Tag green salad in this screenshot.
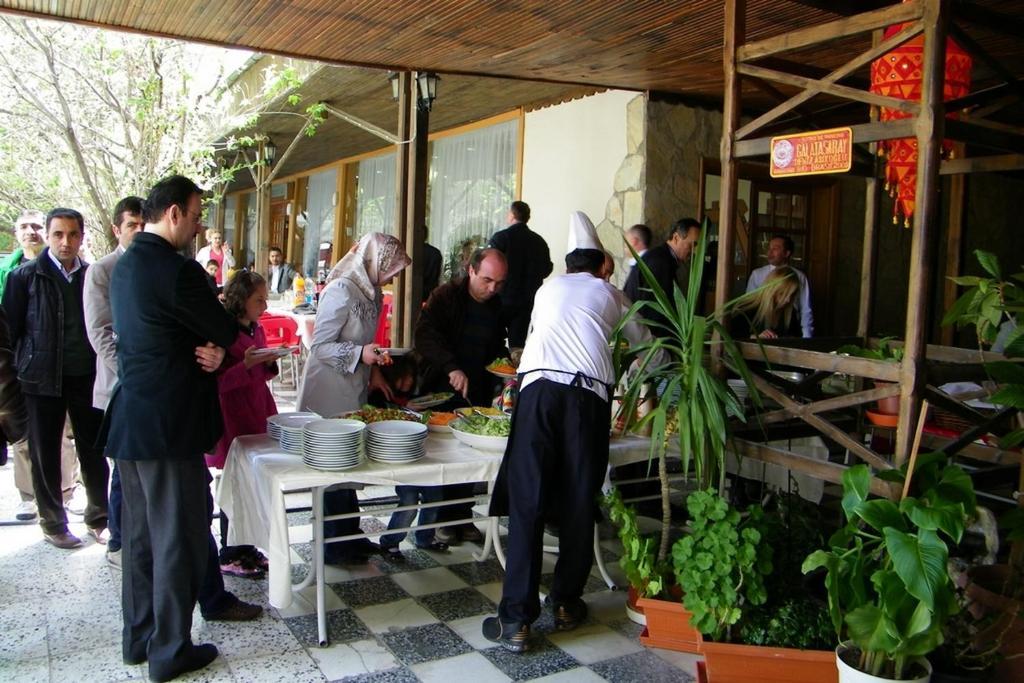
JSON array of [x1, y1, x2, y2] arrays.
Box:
[[453, 414, 511, 437]]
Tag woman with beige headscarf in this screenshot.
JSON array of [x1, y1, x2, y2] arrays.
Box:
[[297, 232, 411, 563]]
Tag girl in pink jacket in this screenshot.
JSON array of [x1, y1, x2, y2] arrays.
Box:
[[208, 271, 280, 578]]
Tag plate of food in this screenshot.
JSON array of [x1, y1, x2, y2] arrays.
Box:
[[338, 406, 425, 424], [449, 413, 512, 452], [407, 392, 454, 411], [455, 406, 503, 418], [486, 357, 518, 379], [266, 345, 301, 358], [426, 411, 458, 433]]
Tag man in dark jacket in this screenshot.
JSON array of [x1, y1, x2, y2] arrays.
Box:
[[2, 208, 108, 549], [106, 175, 237, 682], [415, 248, 509, 543], [622, 217, 701, 335], [420, 226, 443, 304], [489, 201, 552, 347], [0, 307, 28, 448]]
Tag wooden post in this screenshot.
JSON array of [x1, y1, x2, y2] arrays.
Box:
[[895, 0, 947, 466], [858, 30, 883, 340], [392, 73, 412, 347], [940, 143, 967, 346], [715, 0, 745, 371], [400, 73, 429, 347]]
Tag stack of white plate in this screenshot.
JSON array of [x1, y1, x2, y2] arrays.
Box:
[[302, 419, 365, 471], [268, 412, 318, 440], [365, 420, 428, 464], [269, 413, 320, 454]]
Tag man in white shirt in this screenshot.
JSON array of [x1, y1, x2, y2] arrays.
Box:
[[483, 212, 651, 653], [267, 246, 297, 294], [746, 234, 814, 338]]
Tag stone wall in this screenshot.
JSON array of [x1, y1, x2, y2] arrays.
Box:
[[644, 98, 723, 239]]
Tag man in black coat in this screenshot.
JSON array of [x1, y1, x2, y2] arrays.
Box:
[[622, 217, 701, 336], [106, 175, 237, 682], [489, 201, 552, 347], [2, 208, 108, 549]]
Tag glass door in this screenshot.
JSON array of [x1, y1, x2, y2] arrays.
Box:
[[749, 184, 810, 274]]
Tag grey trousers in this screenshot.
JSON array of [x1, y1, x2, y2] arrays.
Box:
[[119, 457, 209, 671]]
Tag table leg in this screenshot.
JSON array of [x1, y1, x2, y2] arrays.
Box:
[[312, 486, 328, 647]]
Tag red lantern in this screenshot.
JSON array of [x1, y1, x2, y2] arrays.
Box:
[[870, 17, 971, 227]]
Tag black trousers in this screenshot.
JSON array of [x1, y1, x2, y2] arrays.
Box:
[[24, 373, 108, 535], [119, 457, 209, 672], [497, 380, 610, 625]]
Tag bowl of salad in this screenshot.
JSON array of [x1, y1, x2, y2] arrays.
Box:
[[449, 413, 511, 452]]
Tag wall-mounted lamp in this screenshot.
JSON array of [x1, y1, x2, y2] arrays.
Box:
[[388, 71, 401, 101], [263, 139, 277, 165], [416, 72, 440, 112]]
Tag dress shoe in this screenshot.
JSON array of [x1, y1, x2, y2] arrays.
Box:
[[15, 500, 37, 521], [434, 526, 460, 545], [148, 643, 218, 682], [86, 526, 108, 545], [544, 595, 588, 631], [43, 531, 83, 549], [202, 599, 262, 622], [456, 522, 484, 543], [482, 616, 530, 653]]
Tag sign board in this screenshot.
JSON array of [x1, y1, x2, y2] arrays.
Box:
[[770, 127, 853, 178]]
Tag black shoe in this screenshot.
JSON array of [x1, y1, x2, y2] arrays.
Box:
[[545, 596, 587, 631], [124, 645, 147, 665], [202, 599, 262, 622], [148, 643, 218, 682], [482, 616, 530, 653], [456, 523, 484, 543]]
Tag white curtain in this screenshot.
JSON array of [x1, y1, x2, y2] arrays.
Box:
[[303, 168, 338, 277], [243, 191, 257, 268], [354, 152, 397, 238], [428, 119, 518, 279], [222, 195, 237, 252]]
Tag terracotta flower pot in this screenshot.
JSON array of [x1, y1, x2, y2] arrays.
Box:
[[701, 640, 837, 683], [874, 381, 900, 416], [636, 596, 703, 654]]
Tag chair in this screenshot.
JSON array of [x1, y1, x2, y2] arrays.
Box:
[[259, 313, 302, 387]]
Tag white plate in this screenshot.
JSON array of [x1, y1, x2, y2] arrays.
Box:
[[366, 420, 428, 437], [269, 412, 320, 429], [427, 423, 453, 434], [407, 392, 455, 410], [378, 347, 412, 356], [449, 425, 509, 452], [304, 419, 366, 435]]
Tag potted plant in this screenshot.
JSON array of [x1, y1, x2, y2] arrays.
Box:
[[677, 488, 839, 683], [836, 337, 905, 417], [943, 249, 1024, 682], [803, 454, 977, 682], [610, 223, 758, 649]]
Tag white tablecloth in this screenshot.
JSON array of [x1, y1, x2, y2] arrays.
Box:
[[218, 433, 660, 608], [266, 301, 316, 348]]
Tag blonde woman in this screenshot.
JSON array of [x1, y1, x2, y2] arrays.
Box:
[[195, 228, 235, 285], [733, 266, 801, 340]]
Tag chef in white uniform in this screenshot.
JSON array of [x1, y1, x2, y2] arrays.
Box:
[[482, 212, 651, 652]]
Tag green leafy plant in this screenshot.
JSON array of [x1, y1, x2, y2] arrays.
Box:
[[803, 455, 976, 679], [613, 221, 759, 563], [671, 489, 772, 642], [836, 336, 905, 363], [738, 598, 834, 651], [605, 489, 668, 598], [942, 249, 1024, 449]]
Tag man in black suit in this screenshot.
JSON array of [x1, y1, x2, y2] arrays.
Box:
[[107, 175, 237, 682], [623, 218, 701, 336], [420, 226, 443, 304], [489, 201, 552, 347]]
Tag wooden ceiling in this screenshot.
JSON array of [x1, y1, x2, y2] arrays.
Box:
[[3, 0, 1021, 99], [227, 66, 596, 190]]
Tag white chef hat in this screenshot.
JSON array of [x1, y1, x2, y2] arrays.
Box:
[[567, 211, 604, 254]]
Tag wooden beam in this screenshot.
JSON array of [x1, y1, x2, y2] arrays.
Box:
[[737, 0, 922, 61], [737, 63, 921, 114], [919, 433, 1023, 466], [736, 119, 916, 158], [736, 341, 902, 381], [940, 154, 1024, 175], [944, 84, 1018, 113], [860, 31, 882, 340], [715, 0, 745, 373], [393, 73, 412, 347], [941, 143, 966, 346], [758, 383, 901, 425], [783, 0, 892, 15], [731, 438, 897, 498], [735, 23, 923, 141], [944, 119, 1024, 155], [895, 0, 946, 467], [749, 374, 896, 472]]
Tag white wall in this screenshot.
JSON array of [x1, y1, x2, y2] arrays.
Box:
[[521, 89, 634, 275]]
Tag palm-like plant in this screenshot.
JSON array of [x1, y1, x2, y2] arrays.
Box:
[[613, 223, 759, 563]]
